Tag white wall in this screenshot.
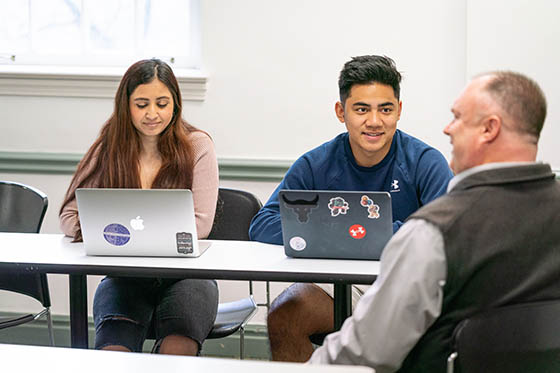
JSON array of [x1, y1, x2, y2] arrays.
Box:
[[1, 0, 560, 325], [1, 0, 558, 161], [466, 0, 560, 166], [188, 0, 466, 162]]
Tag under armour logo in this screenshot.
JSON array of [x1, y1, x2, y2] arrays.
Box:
[[350, 226, 364, 236], [391, 180, 399, 190], [349, 224, 366, 239]]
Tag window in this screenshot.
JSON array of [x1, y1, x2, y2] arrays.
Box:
[[0, 0, 205, 100], [0, 0, 200, 69]]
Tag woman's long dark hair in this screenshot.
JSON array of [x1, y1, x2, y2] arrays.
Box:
[[60, 59, 198, 239]]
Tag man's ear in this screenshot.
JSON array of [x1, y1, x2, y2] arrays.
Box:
[[481, 114, 501, 143], [335, 101, 345, 123]]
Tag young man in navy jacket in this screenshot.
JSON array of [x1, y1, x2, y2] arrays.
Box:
[[249, 55, 453, 362]]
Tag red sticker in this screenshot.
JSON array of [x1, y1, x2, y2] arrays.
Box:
[[349, 224, 366, 239]]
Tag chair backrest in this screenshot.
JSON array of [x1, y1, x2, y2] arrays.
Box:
[[450, 299, 560, 373], [0, 180, 50, 306], [208, 188, 262, 241], [0, 181, 48, 233]]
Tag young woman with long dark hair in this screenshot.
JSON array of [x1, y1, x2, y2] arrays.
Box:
[[60, 59, 219, 355]]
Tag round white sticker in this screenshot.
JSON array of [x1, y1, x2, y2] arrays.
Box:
[[289, 236, 307, 251]]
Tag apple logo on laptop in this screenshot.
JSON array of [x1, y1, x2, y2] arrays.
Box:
[[130, 216, 145, 231]]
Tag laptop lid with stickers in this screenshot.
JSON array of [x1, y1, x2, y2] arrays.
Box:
[[76, 188, 210, 257], [278, 190, 392, 260]]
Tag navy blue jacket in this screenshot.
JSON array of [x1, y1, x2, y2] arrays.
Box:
[[249, 130, 453, 245]]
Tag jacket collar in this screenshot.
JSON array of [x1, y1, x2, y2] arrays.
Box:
[[449, 162, 554, 192]]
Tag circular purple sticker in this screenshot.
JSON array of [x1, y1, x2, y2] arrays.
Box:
[[103, 223, 130, 246]]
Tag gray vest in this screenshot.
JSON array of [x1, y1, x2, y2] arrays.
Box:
[[398, 164, 560, 372]]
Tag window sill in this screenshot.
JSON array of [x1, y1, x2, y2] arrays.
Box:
[[0, 65, 207, 101]]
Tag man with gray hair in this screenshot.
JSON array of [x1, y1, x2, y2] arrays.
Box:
[[309, 71, 560, 372]]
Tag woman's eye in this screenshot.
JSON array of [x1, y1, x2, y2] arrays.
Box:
[[136, 104, 147, 109], [157, 103, 168, 108]]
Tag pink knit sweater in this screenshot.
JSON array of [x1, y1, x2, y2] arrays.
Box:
[[59, 131, 219, 239]]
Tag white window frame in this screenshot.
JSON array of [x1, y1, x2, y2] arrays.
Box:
[[0, 0, 206, 100]]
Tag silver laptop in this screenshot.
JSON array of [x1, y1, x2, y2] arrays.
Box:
[[76, 188, 211, 257], [278, 190, 393, 260]]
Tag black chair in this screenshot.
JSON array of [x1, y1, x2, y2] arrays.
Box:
[[151, 188, 263, 358], [447, 300, 560, 373], [205, 188, 263, 358], [210, 188, 271, 312], [0, 181, 54, 345]]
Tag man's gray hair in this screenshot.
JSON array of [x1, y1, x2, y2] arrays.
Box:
[[481, 71, 547, 143]]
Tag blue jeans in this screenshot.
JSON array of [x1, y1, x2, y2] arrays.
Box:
[[93, 277, 218, 352]]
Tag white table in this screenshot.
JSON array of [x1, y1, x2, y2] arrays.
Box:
[[0, 343, 375, 372], [0, 233, 380, 348]]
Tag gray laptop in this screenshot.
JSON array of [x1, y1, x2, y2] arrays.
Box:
[[278, 190, 392, 260], [76, 188, 210, 257]]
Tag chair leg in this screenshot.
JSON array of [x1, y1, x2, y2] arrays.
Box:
[[265, 281, 271, 311], [151, 339, 162, 353], [447, 352, 458, 373], [45, 308, 55, 346], [239, 326, 245, 359], [250, 280, 272, 310]]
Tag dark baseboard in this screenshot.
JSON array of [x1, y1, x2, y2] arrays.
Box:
[[0, 312, 270, 360]]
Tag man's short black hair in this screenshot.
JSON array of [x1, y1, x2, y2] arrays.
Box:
[[338, 55, 402, 105]]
